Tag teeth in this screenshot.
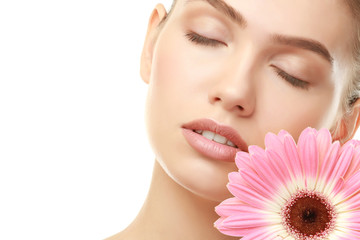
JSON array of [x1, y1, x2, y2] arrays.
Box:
[[202, 130, 215, 140], [213, 133, 227, 144], [195, 129, 238, 148], [226, 140, 236, 147]]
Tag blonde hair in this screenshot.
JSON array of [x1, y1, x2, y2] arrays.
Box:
[[331, 0, 360, 142]]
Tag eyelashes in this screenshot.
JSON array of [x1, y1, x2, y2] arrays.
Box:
[[185, 31, 310, 90], [184, 31, 226, 47], [271, 65, 309, 90]]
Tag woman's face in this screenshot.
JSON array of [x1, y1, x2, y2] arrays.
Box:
[[143, 0, 354, 201]]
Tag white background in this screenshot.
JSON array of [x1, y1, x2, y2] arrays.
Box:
[[1, 1, 359, 240], [0, 1, 171, 239]]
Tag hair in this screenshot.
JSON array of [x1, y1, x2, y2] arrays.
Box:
[[337, 0, 360, 142], [159, 0, 360, 141]]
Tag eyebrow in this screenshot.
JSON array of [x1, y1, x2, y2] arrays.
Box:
[[272, 34, 333, 63], [185, 0, 333, 63]]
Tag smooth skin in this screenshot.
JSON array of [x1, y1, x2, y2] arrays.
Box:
[[109, 0, 360, 239]]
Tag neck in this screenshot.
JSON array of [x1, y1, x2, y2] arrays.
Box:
[[117, 161, 238, 240]]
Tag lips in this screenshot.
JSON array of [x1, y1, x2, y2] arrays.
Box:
[[181, 118, 248, 162]]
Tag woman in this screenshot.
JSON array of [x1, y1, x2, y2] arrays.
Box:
[[109, 0, 360, 239]]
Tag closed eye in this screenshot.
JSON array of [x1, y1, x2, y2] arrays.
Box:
[[185, 31, 227, 47], [271, 65, 309, 90]]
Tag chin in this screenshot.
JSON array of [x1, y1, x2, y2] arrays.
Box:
[[150, 123, 238, 202], [168, 158, 236, 202]]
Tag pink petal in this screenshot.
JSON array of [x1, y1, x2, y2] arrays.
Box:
[[215, 222, 254, 238], [337, 172, 360, 210], [332, 177, 345, 197], [316, 128, 332, 166], [215, 197, 243, 217], [266, 148, 292, 186], [265, 132, 284, 152], [333, 234, 359, 240], [340, 139, 360, 154], [239, 169, 276, 199], [277, 129, 290, 143], [283, 133, 303, 182], [218, 196, 242, 205], [248, 145, 267, 157], [344, 214, 360, 230], [340, 191, 360, 210], [318, 141, 340, 190], [228, 171, 243, 184], [235, 151, 253, 172], [297, 128, 318, 184], [216, 202, 273, 219], [221, 214, 273, 229], [245, 146, 286, 189], [326, 144, 354, 194], [341, 170, 360, 198], [214, 217, 246, 237], [341, 211, 360, 227], [240, 227, 281, 240], [344, 145, 360, 180], [334, 228, 360, 239], [249, 151, 284, 188], [227, 183, 270, 209]]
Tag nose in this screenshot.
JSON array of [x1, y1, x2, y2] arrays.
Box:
[[208, 67, 256, 117]]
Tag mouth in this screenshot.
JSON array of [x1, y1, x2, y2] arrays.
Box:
[[181, 118, 248, 162], [191, 129, 238, 148]]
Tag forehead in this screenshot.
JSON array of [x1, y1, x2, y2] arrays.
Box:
[[171, 0, 354, 62]]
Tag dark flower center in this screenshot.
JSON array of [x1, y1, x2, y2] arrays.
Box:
[[302, 208, 317, 223], [282, 191, 335, 239]]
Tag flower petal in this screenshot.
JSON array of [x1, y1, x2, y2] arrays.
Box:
[[215, 127, 360, 239], [325, 143, 353, 196], [316, 128, 332, 166], [235, 151, 253, 172], [317, 141, 340, 194], [239, 169, 276, 199], [227, 182, 275, 210], [283, 133, 304, 188], [240, 226, 283, 240], [340, 170, 360, 200], [297, 127, 318, 188], [248, 147, 283, 187], [344, 144, 360, 180], [266, 148, 294, 194], [215, 197, 243, 217]]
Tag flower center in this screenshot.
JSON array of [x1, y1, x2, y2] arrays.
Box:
[[302, 208, 317, 223], [282, 191, 335, 239]]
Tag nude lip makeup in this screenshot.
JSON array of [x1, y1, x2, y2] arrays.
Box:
[[181, 118, 248, 162]]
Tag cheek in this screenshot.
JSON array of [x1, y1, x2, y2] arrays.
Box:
[[147, 29, 223, 122], [144, 32, 237, 201], [257, 79, 336, 142], [145, 32, 198, 176], [151, 27, 229, 95], [149, 32, 196, 109]]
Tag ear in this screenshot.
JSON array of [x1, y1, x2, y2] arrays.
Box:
[[333, 98, 360, 142], [140, 4, 168, 84]]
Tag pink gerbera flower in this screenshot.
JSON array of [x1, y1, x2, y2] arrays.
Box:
[[215, 128, 360, 240]]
